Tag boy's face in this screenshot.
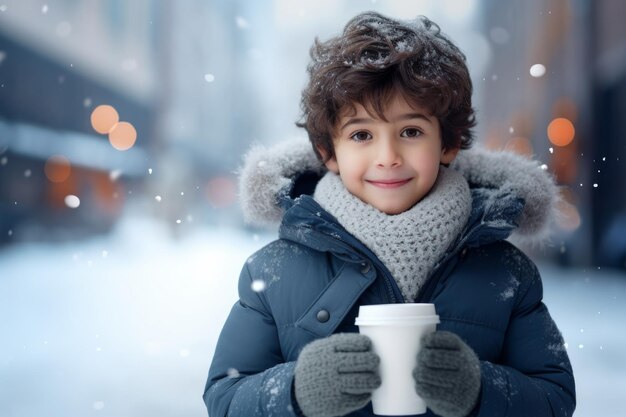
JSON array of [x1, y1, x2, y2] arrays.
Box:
[[322, 93, 459, 215]]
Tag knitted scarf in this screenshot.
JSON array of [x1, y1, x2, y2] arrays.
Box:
[[313, 167, 472, 302]]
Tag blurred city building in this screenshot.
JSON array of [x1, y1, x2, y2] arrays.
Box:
[[479, 0, 626, 269], [0, 0, 261, 245], [0, 1, 160, 243]]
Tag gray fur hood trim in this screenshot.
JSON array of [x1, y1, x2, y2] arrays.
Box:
[[451, 148, 559, 240], [238, 137, 559, 239], [238, 138, 325, 226]]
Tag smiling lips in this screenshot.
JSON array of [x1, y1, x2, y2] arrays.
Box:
[[366, 178, 413, 188]]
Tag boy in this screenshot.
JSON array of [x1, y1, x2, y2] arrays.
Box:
[[204, 11, 575, 417]]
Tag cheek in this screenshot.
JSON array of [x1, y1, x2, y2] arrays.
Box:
[[414, 152, 438, 169], [413, 155, 441, 182], [335, 152, 362, 172]]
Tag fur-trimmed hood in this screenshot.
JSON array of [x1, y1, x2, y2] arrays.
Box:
[[238, 137, 559, 240]]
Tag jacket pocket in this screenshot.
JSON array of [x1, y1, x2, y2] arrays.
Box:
[[295, 262, 376, 338]]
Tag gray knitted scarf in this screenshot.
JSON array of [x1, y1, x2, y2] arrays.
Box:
[[313, 167, 472, 302]]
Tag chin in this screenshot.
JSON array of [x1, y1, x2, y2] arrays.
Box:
[[374, 204, 407, 215]]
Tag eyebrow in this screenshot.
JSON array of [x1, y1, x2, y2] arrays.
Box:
[[339, 113, 433, 131]]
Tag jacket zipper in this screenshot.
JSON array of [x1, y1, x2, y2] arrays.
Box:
[[414, 222, 483, 303], [415, 252, 458, 303], [369, 257, 400, 303]]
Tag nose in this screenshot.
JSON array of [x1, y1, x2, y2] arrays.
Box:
[[375, 137, 402, 168]]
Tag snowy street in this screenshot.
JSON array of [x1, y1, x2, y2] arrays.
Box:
[[0, 218, 624, 417]]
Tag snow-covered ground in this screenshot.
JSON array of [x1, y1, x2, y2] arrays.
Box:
[[0, 217, 624, 417]]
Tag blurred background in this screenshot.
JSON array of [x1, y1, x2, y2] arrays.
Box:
[[0, 0, 624, 416]]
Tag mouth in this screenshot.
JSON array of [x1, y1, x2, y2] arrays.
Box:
[[366, 178, 413, 189]]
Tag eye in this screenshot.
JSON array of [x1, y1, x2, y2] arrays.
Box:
[[350, 131, 373, 142], [401, 128, 422, 138]]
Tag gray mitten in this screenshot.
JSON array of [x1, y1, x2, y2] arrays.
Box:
[[294, 333, 381, 417], [413, 331, 481, 417]]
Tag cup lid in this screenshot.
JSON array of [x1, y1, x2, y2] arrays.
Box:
[[358, 303, 436, 318], [355, 303, 439, 326]]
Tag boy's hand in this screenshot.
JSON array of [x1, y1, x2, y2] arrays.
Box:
[[413, 331, 481, 417], [294, 333, 381, 417]]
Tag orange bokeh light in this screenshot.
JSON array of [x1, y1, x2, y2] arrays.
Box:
[[108, 121, 137, 151], [44, 155, 72, 183], [91, 105, 119, 134], [547, 118, 575, 147]]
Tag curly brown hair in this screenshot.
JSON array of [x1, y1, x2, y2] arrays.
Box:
[[297, 11, 476, 162]]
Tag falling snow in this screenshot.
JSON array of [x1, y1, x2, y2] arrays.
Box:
[[109, 169, 122, 181], [530, 64, 546, 77], [64, 195, 80, 208], [235, 16, 249, 29], [0, 6, 622, 417], [251, 279, 266, 292]]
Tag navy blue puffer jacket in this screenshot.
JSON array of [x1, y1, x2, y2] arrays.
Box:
[[203, 140, 575, 417]]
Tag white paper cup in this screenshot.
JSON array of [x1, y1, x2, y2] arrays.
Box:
[[355, 303, 440, 416]]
